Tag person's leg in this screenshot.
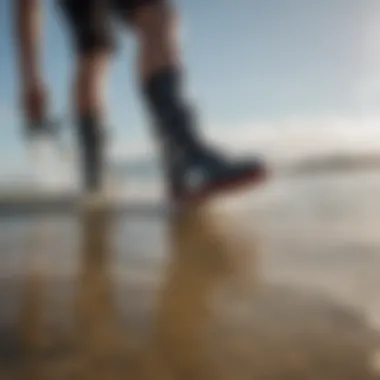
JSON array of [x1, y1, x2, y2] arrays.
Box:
[[130, 1, 202, 153], [73, 51, 110, 192], [58, 0, 113, 193], [74, 52, 109, 121], [123, 1, 266, 202]]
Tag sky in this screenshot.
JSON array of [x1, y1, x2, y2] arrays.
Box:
[[1, 0, 380, 178]]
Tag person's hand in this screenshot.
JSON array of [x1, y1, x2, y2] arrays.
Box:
[[21, 80, 48, 127]]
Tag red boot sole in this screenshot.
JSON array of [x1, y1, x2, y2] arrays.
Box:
[[173, 166, 268, 206]]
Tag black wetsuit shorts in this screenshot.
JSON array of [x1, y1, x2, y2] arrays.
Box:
[[58, 0, 165, 54]]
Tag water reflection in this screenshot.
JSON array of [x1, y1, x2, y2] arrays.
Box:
[[140, 206, 259, 379], [4, 203, 379, 379], [75, 208, 127, 379]]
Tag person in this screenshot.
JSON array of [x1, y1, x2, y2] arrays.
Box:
[[15, 0, 266, 204]]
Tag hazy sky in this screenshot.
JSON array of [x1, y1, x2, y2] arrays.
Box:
[[1, 0, 380, 172]]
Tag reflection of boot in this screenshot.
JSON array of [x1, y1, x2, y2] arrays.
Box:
[[140, 207, 258, 380], [18, 217, 53, 380], [75, 209, 123, 379]]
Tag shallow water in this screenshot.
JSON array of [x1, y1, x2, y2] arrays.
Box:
[[0, 171, 379, 379]]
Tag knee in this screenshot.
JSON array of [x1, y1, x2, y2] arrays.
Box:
[[76, 53, 107, 87], [133, 3, 179, 48], [74, 52, 109, 112]]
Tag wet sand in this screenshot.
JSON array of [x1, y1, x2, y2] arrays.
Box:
[[0, 172, 380, 379]]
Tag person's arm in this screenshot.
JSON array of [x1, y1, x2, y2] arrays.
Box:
[[15, 0, 44, 88], [15, 0, 47, 127]]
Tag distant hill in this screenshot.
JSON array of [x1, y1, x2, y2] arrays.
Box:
[[108, 151, 380, 178], [286, 152, 380, 175]]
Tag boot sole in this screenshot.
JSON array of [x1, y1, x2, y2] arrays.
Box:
[[173, 166, 268, 206]]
